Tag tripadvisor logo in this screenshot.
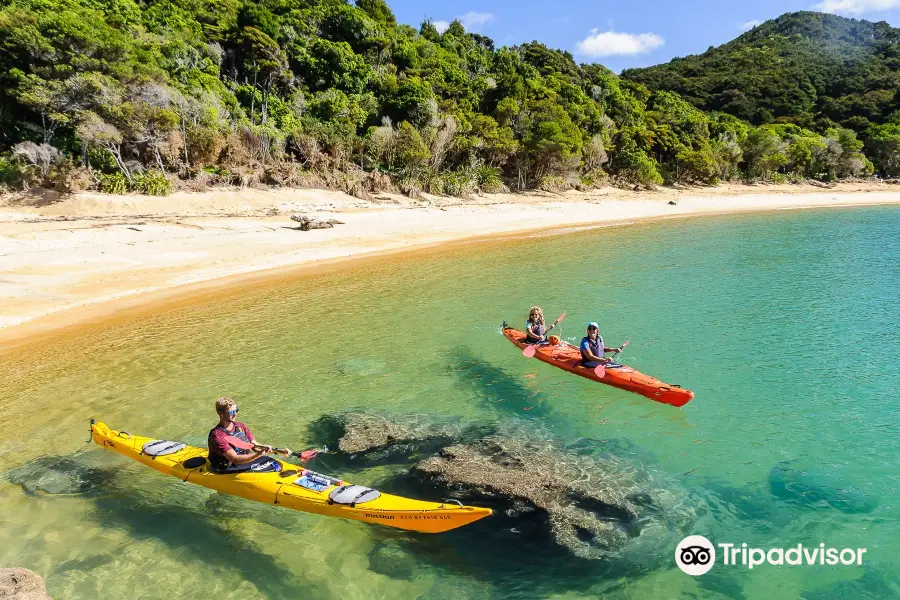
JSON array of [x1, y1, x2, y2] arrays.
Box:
[[676, 535, 715, 576], [675, 535, 868, 576]]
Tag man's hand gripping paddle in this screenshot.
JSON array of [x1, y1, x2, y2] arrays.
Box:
[[225, 436, 326, 462], [593, 338, 631, 378]]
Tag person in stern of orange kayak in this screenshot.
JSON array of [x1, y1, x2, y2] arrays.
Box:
[[208, 396, 290, 472], [580, 322, 623, 368], [525, 306, 562, 345]]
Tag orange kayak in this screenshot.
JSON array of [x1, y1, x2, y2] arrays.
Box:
[[502, 325, 694, 407]]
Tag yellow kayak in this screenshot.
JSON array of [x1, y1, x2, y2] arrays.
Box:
[[90, 421, 491, 533]]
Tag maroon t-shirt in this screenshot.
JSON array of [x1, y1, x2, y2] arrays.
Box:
[[208, 421, 254, 465]]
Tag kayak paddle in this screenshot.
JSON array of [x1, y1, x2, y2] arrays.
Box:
[[523, 311, 566, 358], [225, 435, 325, 462], [593, 339, 632, 378]]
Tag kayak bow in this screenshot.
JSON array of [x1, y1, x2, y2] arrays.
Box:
[[90, 421, 491, 533], [502, 325, 694, 407]]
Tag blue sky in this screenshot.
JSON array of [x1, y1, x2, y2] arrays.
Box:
[[385, 0, 900, 72]]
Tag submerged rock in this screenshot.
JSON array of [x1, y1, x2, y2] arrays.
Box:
[[769, 462, 877, 514], [412, 435, 697, 561], [334, 358, 388, 377], [367, 540, 418, 580], [312, 411, 696, 569], [309, 412, 492, 461], [0, 568, 51, 600], [5, 456, 115, 496], [417, 579, 495, 600]]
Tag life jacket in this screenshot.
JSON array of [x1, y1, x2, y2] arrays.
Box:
[[581, 335, 604, 360], [208, 423, 251, 471], [526, 319, 546, 341]]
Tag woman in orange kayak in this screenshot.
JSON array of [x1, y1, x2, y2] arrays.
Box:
[[525, 306, 562, 345], [580, 322, 624, 368]]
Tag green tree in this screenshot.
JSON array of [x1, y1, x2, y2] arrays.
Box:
[[356, 0, 396, 26], [866, 123, 900, 176], [394, 121, 429, 168]]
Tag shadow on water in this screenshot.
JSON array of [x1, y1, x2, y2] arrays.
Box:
[[698, 477, 788, 532], [4, 453, 316, 596], [54, 554, 116, 576], [89, 493, 320, 599], [447, 347, 658, 463], [803, 568, 900, 600], [448, 346, 555, 420], [769, 461, 878, 514]]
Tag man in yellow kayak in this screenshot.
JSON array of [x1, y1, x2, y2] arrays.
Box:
[[580, 322, 624, 368], [208, 397, 290, 472]]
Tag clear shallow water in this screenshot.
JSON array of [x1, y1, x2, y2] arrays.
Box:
[[1, 207, 899, 599]]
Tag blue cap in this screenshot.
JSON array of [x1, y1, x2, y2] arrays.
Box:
[[587, 322, 599, 329]]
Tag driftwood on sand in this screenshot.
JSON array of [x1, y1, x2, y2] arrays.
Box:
[[290, 214, 345, 231]]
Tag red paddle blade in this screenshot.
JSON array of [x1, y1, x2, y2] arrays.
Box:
[[523, 344, 538, 358], [593, 364, 606, 378], [224, 435, 256, 450], [299, 450, 318, 461], [556, 311, 566, 324]]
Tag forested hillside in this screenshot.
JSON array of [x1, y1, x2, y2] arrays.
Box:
[[623, 12, 900, 177], [0, 2, 898, 198]]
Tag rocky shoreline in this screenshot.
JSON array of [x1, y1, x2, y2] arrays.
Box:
[[0, 568, 50, 600]]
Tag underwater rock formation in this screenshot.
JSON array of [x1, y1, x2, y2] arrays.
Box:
[[333, 358, 388, 377], [5, 456, 115, 496], [367, 540, 418, 580], [413, 434, 697, 561], [769, 462, 877, 514], [308, 412, 493, 461], [311, 411, 696, 566]]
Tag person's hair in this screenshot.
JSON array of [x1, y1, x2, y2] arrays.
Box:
[[215, 396, 236, 414], [528, 306, 544, 325]]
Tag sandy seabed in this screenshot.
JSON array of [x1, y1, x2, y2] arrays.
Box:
[[2, 181, 898, 348]]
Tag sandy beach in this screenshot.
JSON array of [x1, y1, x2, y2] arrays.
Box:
[[2, 182, 899, 347]]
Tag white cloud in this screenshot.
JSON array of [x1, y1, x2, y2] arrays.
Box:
[[460, 11, 494, 31], [576, 30, 665, 57], [815, 0, 900, 13], [739, 19, 763, 31], [432, 20, 450, 33]]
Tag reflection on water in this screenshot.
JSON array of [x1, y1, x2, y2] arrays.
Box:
[[1, 207, 898, 599]]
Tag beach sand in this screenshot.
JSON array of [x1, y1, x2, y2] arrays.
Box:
[[2, 182, 899, 347]]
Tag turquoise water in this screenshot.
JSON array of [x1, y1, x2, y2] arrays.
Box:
[[1, 206, 898, 599]]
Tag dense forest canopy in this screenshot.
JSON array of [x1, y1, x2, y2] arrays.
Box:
[[0, 2, 899, 197], [623, 12, 900, 130]]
